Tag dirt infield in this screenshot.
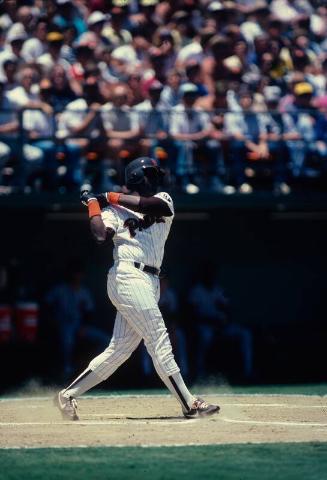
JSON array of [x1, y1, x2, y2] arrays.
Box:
[[1, 394, 326, 448]]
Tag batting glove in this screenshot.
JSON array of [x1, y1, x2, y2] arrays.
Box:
[[80, 190, 97, 206]]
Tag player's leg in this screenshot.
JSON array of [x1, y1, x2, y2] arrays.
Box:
[[56, 312, 141, 419], [108, 270, 219, 416]]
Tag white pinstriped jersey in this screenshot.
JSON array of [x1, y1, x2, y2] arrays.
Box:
[[101, 192, 174, 269]]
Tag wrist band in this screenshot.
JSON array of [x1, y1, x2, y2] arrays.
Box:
[[107, 192, 121, 205], [88, 199, 101, 218]]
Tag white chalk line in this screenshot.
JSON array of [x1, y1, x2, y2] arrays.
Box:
[[220, 417, 327, 428], [0, 416, 326, 428], [223, 403, 326, 409], [0, 419, 196, 426]]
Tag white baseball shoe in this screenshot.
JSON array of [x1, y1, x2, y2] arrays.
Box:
[[183, 397, 220, 419], [55, 390, 79, 421]]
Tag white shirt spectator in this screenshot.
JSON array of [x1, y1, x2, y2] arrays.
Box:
[[7, 85, 40, 107], [23, 108, 54, 138], [37, 53, 70, 74], [170, 104, 211, 135], [176, 41, 203, 65], [57, 98, 103, 139], [224, 110, 272, 139], [21, 37, 46, 62]]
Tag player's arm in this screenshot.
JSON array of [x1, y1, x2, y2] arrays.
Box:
[[96, 192, 173, 217], [81, 191, 115, 244]]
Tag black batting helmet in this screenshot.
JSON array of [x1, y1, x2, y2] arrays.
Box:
[[125, 157, 165, 195]]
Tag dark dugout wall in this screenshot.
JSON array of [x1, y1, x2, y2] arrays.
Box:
[[0, 194, 326, 386]]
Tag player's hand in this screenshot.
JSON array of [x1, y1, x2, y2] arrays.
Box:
[[80, 190, 97, 206], [94, 193, 109, 209]]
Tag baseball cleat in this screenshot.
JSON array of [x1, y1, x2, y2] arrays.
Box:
[[183, 397, 220, 419], [55, 390, 79, 421]]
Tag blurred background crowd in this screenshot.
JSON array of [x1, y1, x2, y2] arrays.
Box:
[[0, 0, 326, 195]]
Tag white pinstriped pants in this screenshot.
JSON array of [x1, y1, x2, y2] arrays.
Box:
[[88, 262, 180, 381]]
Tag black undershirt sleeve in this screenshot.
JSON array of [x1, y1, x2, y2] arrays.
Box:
[[138, 197, 173, 217]]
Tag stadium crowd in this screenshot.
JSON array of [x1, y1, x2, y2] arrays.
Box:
[[0, 0, 326, 194]]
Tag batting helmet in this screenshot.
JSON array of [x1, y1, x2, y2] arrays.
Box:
[[125, 157, 165, 195]]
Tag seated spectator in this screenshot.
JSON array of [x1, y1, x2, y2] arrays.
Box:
[[0, 76, 46, 190], [37, 31, 70, 74], [102, 6, 132, 47], [49, 64, 77, 112], [21, 17, 48, 62], [57, 75, 107, 190], [52, 0, 87, 39], [202, 35, 243, 94], [102, 84, 140, 182], [262, 86, 291, 194], [160, 68, 183, 108], [1, 58, 19, 93], [67, 37, 97, 95], [283, 82, 326, 177], [185, 60, 209, 97], [225, 89, 273, 193], [188, 263, 254, 382], [170, 82, 226, 194], [153, 28, 177, 75], [135, 80, 170, 164], [22, 78, 57, 190], [0, 22, 27, 77], [126, 72, 145, 107], [84, 11, 108, 50]]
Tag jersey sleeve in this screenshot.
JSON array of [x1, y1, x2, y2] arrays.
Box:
[[101, 207, 119, 232], [154, 192, 174, 216]]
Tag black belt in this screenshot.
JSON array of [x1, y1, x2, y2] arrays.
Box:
[[134, 262, 160, 276]]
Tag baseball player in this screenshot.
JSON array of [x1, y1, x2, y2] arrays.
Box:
[[55, 157, 220, 420]]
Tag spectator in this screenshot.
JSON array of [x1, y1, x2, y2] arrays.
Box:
[[262, 86, 291, 194], [102, 6, 132, 47], [185, 61, 209, 97], [0, 80, 43, 191], [170, 82, 225, 194], [0, 22, 27, 77], [188, 263, 254, 381], [135, 80, 170, 163], [57, 75, 107, 190], [225, 89, 273, 193], [49, 64, 77, 112], [1, 58, 18, 93], [22, 78, 57, 190], [0, 0, 326, 193], [37, 31, 70, 73], [21, 17, 48, 62], [160, 68, 183, 108], [283, 82, 325, 177], [102, 84, 140, 181], [202, 35, 242, 94], [52, 0, 87, 39]]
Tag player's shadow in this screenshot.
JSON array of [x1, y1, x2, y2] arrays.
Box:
[[126, 416, 184, 421]]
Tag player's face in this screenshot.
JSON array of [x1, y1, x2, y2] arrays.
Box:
[[140, 169, 159, 197]]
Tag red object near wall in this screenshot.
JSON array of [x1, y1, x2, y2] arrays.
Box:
[[15, 302, 39, 343], [0, 304, 12, 343]]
